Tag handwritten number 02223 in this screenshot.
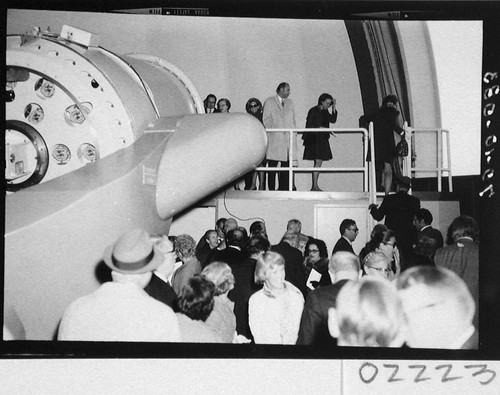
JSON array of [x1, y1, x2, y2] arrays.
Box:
[[358, 362, 496, 386]]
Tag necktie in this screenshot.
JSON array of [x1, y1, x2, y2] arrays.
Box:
[[281, 100, 285, 108]]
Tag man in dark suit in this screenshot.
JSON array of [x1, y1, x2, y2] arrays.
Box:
[[397, 265, 478, 349], [271, 232, 308, 297], [369, 176, 421, 268], [412, 208, 444, 249], [228, 235, 269, 341], [332, 219, 358, 255], [144, 235, 178, 309], [211, 228, 246, 267], [297, 252, 360, 346]]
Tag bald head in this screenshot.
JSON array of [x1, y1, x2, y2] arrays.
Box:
[[329, 251, 361, 283], [396, 266, 475, 349], [224, 218, 238, 234]]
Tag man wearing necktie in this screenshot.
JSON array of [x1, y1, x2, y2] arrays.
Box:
[[262, 82, 297, 191], [204, 94, 219, 113]]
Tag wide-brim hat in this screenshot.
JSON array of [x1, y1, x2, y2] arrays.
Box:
[[103, 228, 165, 274]]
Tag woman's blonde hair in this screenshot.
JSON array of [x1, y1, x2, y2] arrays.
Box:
[[201, 261, 235, 296], [254, 251, 285, 284]]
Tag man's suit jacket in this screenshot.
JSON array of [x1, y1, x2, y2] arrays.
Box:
[[434, 239, 478, 328], [419, 226, 444, 249], [263, 95, 297, 162], [370, 191, 421, 261], [144, 273, 177, 310], [297, 279, 349, 345], [271, 242, 308, 297], [227, 257, 262, 340], [211, 246, 245, 267], [332, 236, 354, 255]]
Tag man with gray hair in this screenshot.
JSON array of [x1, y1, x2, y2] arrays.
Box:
[[297, 251, 360, 345], [263, 82, 297, 191], [396, 265, 477, 349]]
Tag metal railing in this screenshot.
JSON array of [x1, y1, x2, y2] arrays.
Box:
[[256, 127, 371, 193], [403, 126, 453, 192], [256, 123, 452, 197]]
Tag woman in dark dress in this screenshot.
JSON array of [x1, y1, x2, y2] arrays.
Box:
[[302, 93, 338, 191], [362, 95, 405, 195]]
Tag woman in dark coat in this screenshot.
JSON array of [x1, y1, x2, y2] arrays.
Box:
[[362, 95, 405, 195], [302, 93, 338, 191], [245, 98, 266, 190]]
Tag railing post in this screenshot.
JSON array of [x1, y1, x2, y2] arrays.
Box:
[[363, 128, 368, 192], [403, 122, 411, 178], [443, 129, 453, 192], [437, 129, 443, 192], [288, 129, 293, 191], [369, 122, 377, 205]]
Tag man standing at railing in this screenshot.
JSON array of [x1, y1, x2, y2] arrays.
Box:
[[263, 82, 297, 191]]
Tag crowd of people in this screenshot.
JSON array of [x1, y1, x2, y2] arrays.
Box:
[[204, 86, 406, 193], [57, 206, 479, 349]]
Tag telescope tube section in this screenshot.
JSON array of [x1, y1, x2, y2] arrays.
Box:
[[155, 113, 268, 219]]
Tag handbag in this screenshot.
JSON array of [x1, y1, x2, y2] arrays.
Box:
[[396, 133, 408, 157]]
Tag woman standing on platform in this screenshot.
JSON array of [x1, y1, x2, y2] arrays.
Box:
[[302, 93, 338, 191], [245, 98, 266, 190]]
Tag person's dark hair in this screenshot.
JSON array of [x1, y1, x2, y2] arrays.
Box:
[[204, 94, 216, 107], [360, 229, 396, 270], [382, 94, 399, 106], [276, 82, 289, 94], [415, 208, 433, 225], [216, 218, 227, 234], [226, 228, 246, 249], [245, 235, 271, 256], [413, 236, 438, 264], [367, 229, 395, 251], [446, 215, 480, 245], [305, 237, 328, 259], [249, 221, 267, 238], [217, 98, 231, 111], [317, 93, 333, 106], [245, 98, 262, 113], [370, 224, 388, 239], [340, 219, 356, 235], [176, 274, 215, 321]]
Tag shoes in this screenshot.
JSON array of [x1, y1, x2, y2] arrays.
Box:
[[311, 187, 323, 191]]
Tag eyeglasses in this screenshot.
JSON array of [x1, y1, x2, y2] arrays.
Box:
[[250, 103, 258, 108], [383, 242, 397, 247], [366, 265, 392, 274], [308, 249, 319, 254], [348, 228, 359, 232]]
